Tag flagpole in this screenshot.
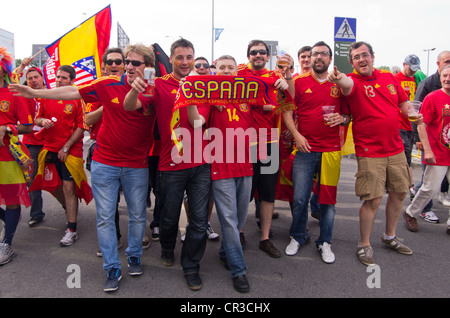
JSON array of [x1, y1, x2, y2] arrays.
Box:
[[211, 0, 215, 64]]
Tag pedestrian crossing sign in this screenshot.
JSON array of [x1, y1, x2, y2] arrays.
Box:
[[334, 17, 357, 42]]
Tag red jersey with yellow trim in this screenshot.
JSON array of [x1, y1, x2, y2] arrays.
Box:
[[342, 69, 408, 158], [199, 104, 255, 180], [78, 74, 154, 168], [394, 72, 415, 131], [139, 73, 208, 171], [85, 102, 102, 140], [294, 72, 343, 152], [36, 98, 85, 158], [0, 87, 33, 161], [421, 89, 450, 166], [237, 63, 280, 144], [22, 97, 45, 146]]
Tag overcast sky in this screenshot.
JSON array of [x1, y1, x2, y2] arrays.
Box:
[[3, 0, 449, 75]]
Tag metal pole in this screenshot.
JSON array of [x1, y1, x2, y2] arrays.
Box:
[[423, 48, 436, 76], [212, 0, 215, 63]]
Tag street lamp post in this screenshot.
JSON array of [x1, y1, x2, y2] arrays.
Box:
[[423, 48, 436, 76]]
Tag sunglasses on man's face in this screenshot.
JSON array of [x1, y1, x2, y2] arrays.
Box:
[[106, 59, 123, 66], [195, 63, 210, 69], [249, 49, 268, 56], [125, 59, 146, 67]]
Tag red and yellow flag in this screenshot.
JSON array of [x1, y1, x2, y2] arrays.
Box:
[[43, 5, 111, 88]]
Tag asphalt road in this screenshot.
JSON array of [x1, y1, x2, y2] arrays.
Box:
[[1, 148, 449, 302]]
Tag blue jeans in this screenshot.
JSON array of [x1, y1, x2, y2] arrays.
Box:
[[91, 160, 148, 271], [159, 164, 211, 273], [290, 152, 336, 246], [212, 176, 252, 278]]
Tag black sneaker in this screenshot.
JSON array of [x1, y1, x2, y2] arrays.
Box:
[[232, 274, 249, 293], [184, 272, 202, 291], [127, 256, 143, 276], [151, 226, 160, 241], [28, 216, 45, 227], [161, 249, 174, 266], [103, 268, 122, 292]]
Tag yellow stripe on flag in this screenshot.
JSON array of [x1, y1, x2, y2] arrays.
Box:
[[0, 161, 26, 185]]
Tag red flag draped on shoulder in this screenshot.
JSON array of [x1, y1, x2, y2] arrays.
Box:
[[173, 75, 278, 111], [43, 5, 112, 89]]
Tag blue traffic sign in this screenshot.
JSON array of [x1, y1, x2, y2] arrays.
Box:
[[334, 17, 357, 42]]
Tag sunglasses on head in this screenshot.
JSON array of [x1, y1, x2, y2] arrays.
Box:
[[125, 59, 146, 67], [106, 59, 123, 66], [195, 63, 209, 69], [249, 49, 268, 56]]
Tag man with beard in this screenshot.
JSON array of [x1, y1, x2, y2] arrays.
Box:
[[283, 41, 349, 263], [237, 40, 292, 258]]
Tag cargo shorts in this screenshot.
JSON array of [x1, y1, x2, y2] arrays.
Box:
[[355, 152, 410, 201]]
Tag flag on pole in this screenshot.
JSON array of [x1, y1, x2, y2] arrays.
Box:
[[214, 28, 224, 42], [43, 5, 112, 88]]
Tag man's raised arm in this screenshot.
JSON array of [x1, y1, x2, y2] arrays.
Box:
[[9, 84, 81, 100], [327, 66, 354, 96]]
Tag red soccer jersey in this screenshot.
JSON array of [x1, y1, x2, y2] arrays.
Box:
[[237, 63, 280, 144], [421, 89, 450, 166], [36, 98, 85, 158], [394, 72, 415, 131], [0, 87, 33, 161], [199, 104, 255, 180], [85, 102, 102, 140], [342, 69, 408, 158], [294, 72, 343, 152], [78, 75, 154, 168], [139, 73, 208, 171], [22, 98, 45, 146]]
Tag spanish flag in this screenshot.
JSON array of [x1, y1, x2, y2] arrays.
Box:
[[43, 5, 112, 88]]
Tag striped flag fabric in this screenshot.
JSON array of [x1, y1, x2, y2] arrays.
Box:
[[43, 5, 111, 89]]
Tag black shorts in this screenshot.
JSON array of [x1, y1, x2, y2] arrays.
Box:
[[45, 151, 74, 181], [250, 143, 280, 203]]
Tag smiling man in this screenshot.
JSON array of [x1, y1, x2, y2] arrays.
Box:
[[283, 41, 348, 264], [10, 43, 156, 292], [328, 41, 423, 266], [124, 38, 212, 292]]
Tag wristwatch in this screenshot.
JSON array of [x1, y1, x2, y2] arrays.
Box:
[[62, 147, 68, 153]]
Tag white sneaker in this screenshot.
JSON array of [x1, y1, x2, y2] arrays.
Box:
[[318, 242, 336, 264], [0, 243, 13, 265], [285, 237, 300, 256], [207, 223, 219, 240], [60, 229, 78, 246], [420, 211, 440, 223], [438, 192, 450, 206]]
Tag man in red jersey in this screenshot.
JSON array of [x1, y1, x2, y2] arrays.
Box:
[[404, 65, 450, 235], [124, 38, 211, 292], [237, 39, 293, 258], [22, 67, 48, 227], [283, 41, 349, 264], [328, 41, 422, 266], [10, 44, 156, 293], [0, 48, 33, 265], [34, 65, 88, 247], [85, 48, 125, 256], [186, 55, 273, 293]]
